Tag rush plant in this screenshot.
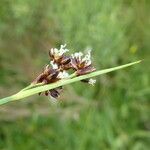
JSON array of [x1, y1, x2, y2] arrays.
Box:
[[0, 45, 141, 105]]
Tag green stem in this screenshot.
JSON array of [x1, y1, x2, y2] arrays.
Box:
[[20, 83, 44, 92], [0, 96, 15, 105], [20, 73, 76, 92], [0, 60, 141, 105]]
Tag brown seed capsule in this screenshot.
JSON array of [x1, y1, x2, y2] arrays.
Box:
[[76, 65, 96, 76], [48, 86, 63, 98], [60, 56, 71, 65]]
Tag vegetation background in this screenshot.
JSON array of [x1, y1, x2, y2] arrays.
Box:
[[0, 0, 149, 149]]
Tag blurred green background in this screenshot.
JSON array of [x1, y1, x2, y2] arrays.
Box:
[[0, 0, 150, 149]]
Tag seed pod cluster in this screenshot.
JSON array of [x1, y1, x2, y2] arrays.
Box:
[[33, 44, 96, 99]]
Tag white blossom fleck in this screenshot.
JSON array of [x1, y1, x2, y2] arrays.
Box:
[[50, 61, 58, 69], [57, 71, 69, 79], [82, 50, 92, 66], [88, 78, 96, 86], [59, 44, 69, 56], [50, 44, 69, 56], [50, 48, 59, 55], [72, 52, 83, 61]]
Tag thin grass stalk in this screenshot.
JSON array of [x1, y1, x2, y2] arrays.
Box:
[[0, 60, 141, 105]]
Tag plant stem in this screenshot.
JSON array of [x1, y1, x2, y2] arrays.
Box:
[[0, 60, 141, 105], [20, 83, 44, 92], [0, 96, 15, 105], [20, 73, 76, 92]]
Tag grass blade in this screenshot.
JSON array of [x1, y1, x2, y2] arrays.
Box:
[[0, 60, 141, 105]]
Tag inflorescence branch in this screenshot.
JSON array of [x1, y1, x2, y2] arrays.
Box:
[[32, 44, 96, 99]]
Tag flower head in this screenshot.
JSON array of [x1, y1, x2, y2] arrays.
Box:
[[33, 65, 62, 98], [33, 44, 96, 100], [49, 44, 72, 70], [71, 50, 96, 75]]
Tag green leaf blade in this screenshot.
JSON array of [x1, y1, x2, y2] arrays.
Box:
[[0, 60, 141, 105]]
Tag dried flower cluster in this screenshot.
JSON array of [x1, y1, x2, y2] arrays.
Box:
[[33, 44, 96, 99]]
